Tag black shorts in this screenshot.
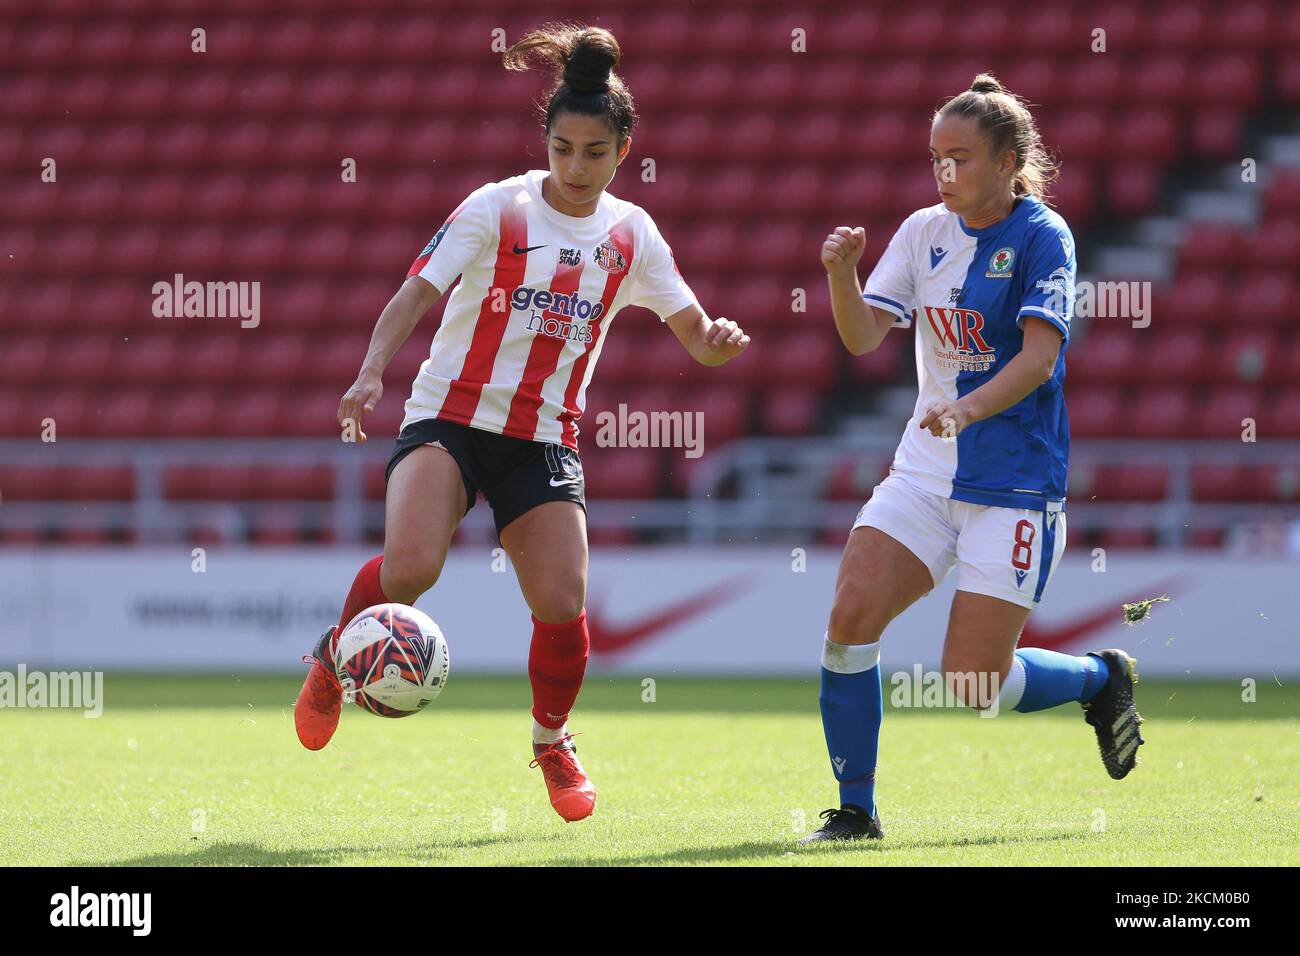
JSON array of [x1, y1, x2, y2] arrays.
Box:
[[385, 418, 586, 537]]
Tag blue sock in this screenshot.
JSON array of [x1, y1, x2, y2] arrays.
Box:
[[1009, 648, 1110, 713], [818, 636, 882, 817]]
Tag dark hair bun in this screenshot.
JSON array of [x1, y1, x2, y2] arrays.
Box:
[[969, 73, 1004, 94], [563, 28, 619, 93]]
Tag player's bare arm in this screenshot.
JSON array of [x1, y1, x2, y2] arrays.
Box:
[[337, 275, 441, 442], [822, 226, 896, 355], [918, 316, 1063, 438], [665, 302, 751, 366]]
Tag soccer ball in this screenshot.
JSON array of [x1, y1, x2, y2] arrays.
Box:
[[334, 603, 450, 717]]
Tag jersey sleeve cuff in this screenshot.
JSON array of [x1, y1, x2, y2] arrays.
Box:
[[654, 291, 700, 323], [1017, 307, 1069, 340], [863, 292, 907, 319]]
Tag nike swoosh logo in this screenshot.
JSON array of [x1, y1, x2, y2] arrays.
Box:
[[930, 246, 947, 270], [1019, 577, 1185, 652], [548, 476, 577, 488], [586, 574, 754, 656], [513, 243, 547, 255]]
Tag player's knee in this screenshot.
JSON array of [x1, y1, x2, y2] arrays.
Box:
[[529, 585, 585, 625], [380, 552, 444, 604], [827, 590, 887, 646]]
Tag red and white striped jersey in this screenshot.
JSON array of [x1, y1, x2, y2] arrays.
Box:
[[402, 169, 697, 448]]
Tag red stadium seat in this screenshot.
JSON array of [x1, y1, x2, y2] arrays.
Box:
[[1280, 343, 1300, 391], [173, 71, 234, 116], [1250, 465, 1300, 503], [738, 62, 798, 110], [761, 386, 820, 436], [1187, 527, 1225, 550], [58, 466, 135, 501], [260, 466, 335, 501], [1115, 109, 1177, 162], [1059, 56, 1123, 106], [62, 337, 117, 385], [0, 393, 24, 437], [248, 512, 313, 546], [582, 447, 662, 500], [95, 389, 156, 437], [1106, 163, 1161, 218], [184, 337, 244, 386], [1098, 528, 1157, 550], [1158, 271, 1228, 326], [286, 390, 349, 438], [218, 391, 285, 438], [1129, 387, 1195, 439], [117, 337, 182, 386], [1246, 218, 1300, 269], [761, 332, 838, 385], [1221, 331, 1279, 385], [362, 463, 388, 502], [1191, 464, 1250, 502], [847, 335, 905, 384], [825, 457, 891, 502], [157, 389, 220, 437], [1091, 465, 1170, 502], [22, 390, 92, 438], [1196, 386, 1261, 439], [0, 523, 47, 545], [1264, 169, 1300, 218], [0, 466, 60, 501], [1263, 387, 1300, 439], [1190, 110, 1243, 161], [317, 335, 374, 384], [1131, 55, 1190, 106], [1236, 272, 1293, 323], [0, 336, 52, 387], [60, 525, 112, 545], [684, 385, 750, 448], [1066, 330, 1139, 387], [1196, 56, 1261, 108], [1147, 329, 1210, 384]]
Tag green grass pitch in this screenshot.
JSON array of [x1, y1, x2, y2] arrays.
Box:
[[1, 674, 1296, 866]]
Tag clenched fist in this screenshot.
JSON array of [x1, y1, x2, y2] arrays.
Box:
[[822, 226, 867, 278]]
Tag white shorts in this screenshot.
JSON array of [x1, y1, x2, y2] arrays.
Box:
[[852, 472, 1067, 609]]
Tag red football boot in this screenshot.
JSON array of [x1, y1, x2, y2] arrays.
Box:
[[294, 626, 342, 751], [529, 733, 597, 822]]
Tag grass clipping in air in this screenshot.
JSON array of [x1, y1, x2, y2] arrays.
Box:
[[1122, 594, 1170, 625]]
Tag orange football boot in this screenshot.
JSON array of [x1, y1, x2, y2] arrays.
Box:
[[529, 733, 597, 822], [294, 625, 342, 751]]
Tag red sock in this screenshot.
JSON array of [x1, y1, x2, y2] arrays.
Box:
[[528, 610, 590, 729], [332, 555, 390, 661]]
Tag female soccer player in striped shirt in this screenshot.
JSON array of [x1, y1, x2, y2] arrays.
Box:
[[804, 75, 1143, 843], [293, 24, 750, 823]]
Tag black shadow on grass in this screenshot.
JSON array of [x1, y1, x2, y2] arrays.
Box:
[[540, 828, 1083, 866], [85, 832, 548, 867]]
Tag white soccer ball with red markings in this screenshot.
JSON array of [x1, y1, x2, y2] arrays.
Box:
[[334, 603, 450, 717]]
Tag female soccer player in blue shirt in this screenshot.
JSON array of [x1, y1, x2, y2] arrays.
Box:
[[804, 75, 1144, 843]]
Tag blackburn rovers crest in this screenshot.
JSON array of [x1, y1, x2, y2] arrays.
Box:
[[986, 246, 1015, 278]]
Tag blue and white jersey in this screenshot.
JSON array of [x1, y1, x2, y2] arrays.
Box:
[[862, 195, 1074, 512]]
